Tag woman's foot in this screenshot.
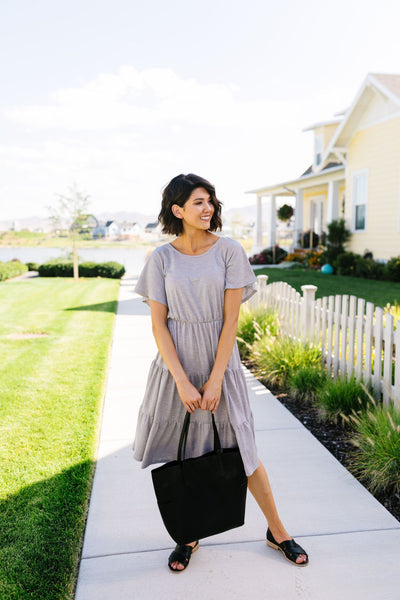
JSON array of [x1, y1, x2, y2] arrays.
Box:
[[266, 528, 308, 566], [168, 541, 199, 572]]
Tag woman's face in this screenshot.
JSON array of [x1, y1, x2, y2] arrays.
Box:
[[173, 187, 215, 231]]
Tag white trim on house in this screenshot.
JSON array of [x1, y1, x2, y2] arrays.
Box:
[[351, 168, 369, 233], [353, 111, 400, 135], [398, 162, 400, 234]]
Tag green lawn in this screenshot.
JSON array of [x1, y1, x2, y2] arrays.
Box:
[[254, 267, 400, 308], [0, 278, 119, 600]]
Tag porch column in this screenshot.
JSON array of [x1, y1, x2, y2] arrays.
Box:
[[293, 189, 303, 250], [252, 194, 263, 254], [267, 195, 277, 247], [327, 180, 340, 224]]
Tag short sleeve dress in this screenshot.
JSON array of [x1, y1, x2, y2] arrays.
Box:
[[133, 236, 260, 476]]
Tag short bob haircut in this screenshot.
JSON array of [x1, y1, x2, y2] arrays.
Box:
[[158, 173, 223, 236]]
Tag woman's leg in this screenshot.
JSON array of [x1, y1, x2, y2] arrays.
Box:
[[247, 460, 307, 564]]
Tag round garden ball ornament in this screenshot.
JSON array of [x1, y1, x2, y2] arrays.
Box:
[[321, 264, 334, 275]]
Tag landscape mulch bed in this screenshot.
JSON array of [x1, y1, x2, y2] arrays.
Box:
[[246, 366, 400, 523]]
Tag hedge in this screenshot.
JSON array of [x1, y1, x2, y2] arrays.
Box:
[[38, 260, 125, 279], [0, 260, 29, 282]]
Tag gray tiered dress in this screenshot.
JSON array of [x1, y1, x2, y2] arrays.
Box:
[[133, 236, 259, 476]]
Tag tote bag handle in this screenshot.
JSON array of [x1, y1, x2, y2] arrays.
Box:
[[177, 411, 221, 461]]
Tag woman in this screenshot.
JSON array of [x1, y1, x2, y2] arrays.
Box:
[[133, 173, 308, 571]]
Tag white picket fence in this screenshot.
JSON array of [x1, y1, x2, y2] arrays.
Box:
[[253, 275, 400, 407]]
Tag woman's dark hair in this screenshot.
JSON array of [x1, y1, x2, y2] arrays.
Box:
[[158, 173, 223, 235]]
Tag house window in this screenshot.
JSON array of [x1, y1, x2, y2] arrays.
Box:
[[315, 134, 323, 167], [352, 170, 368, 232]]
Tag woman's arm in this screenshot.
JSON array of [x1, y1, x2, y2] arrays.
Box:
[[149, 300, 201, 413], [200, 287, 243, 413]]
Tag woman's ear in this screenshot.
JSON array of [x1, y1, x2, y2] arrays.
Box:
[[171, 204, 183, 219]]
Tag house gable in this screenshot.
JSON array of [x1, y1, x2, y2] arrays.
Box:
[[324, 73, 400, 163]]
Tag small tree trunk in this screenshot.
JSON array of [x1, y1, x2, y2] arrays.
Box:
[[73, 239, 79, 281]]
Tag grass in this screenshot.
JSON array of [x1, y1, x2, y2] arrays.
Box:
[[0, 277, 119, 599], [250, 335, 321, 389], [254, 267, 400, 308], [236, 305, 279, 359], [350, 400, 400, 495], [314, 377, 376, 425]]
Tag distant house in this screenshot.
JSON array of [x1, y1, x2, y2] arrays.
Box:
[[145, 222, 161, 234], [118, 221, 142, 236], [104, 221, 120, 238], [249, 72, 400, 260], [71, 214, 99, 236]]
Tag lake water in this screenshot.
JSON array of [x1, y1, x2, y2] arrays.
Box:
[[0, 247, 148, 277]]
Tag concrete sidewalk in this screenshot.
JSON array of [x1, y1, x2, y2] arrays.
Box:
[[75, 278, 400, 600]]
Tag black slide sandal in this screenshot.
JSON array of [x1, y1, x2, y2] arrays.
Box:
[[266, 529, 309, 566], [168, 541, 199, 572]]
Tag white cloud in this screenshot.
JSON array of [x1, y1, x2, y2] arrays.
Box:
[[1, 66, 331, 219]]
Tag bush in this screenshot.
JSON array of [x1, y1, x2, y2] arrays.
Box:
[[324, 219, 351, 264], [38, 261, 74, 277], [250, 336, 321, 389], [96, 261, 125, 279], [335, 253, 388, 280], [354, 257, 387, 280], [249, 245, 288, 265], [25, 262, 40, 271], [0, 260, 28, 281], [315, 377, 375, 424], [350, 401, 400, 495], [236, 306, 279, 359], [79, 261, 99, 277], [305, 249, 324, 270], [38, 260, 125, 279], [288, 365, 327, 403], [335, 252, 359, 276], [299, 230, 319, 249], [387, 256, 400, 282]]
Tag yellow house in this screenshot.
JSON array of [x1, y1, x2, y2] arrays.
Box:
[[249, 73, 400, 261]]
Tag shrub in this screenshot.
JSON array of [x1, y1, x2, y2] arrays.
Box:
[[354, 257, 387, 280], [38, 260, 125, 279], [350, 401, 400, 495], [299, 230, 319, 249], [288, 365, 327, 403], [324, 219, 351, 264], [0, 260, 28, 281], [25, 262, 40, 271], [249, 246, 288, 265], [305, 249, 324, 270], [38, 261, 74, 277], [335, 252, 359, 276], [96, 261, 125, 279], [250, 336, 321, 389], [387, 256, 400, 282], [315, 376, 375, 424], [236, 306, 279, 359], [284, 252, 305, 264], [79, 261, 99, 277]]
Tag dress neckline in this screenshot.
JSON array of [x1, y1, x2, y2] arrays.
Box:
[[168, 236, 221, 257]]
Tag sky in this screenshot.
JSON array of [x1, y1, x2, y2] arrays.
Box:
[[1, 0, 400, 222]]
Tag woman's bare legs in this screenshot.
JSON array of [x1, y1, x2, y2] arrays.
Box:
[[248, 460, 307, 564]]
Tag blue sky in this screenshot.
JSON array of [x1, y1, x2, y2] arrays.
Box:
[[1, 0, 400, 220]]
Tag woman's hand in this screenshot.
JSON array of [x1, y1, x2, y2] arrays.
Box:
[[200, 379, 222, 414], [176, 380, 202, 414]]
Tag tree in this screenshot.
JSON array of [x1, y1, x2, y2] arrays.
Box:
[[48, 184, 91, 281], [324, 219, 351, 266]]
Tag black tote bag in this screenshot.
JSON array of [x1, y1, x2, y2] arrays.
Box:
[[151, 411, 247, 545]]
